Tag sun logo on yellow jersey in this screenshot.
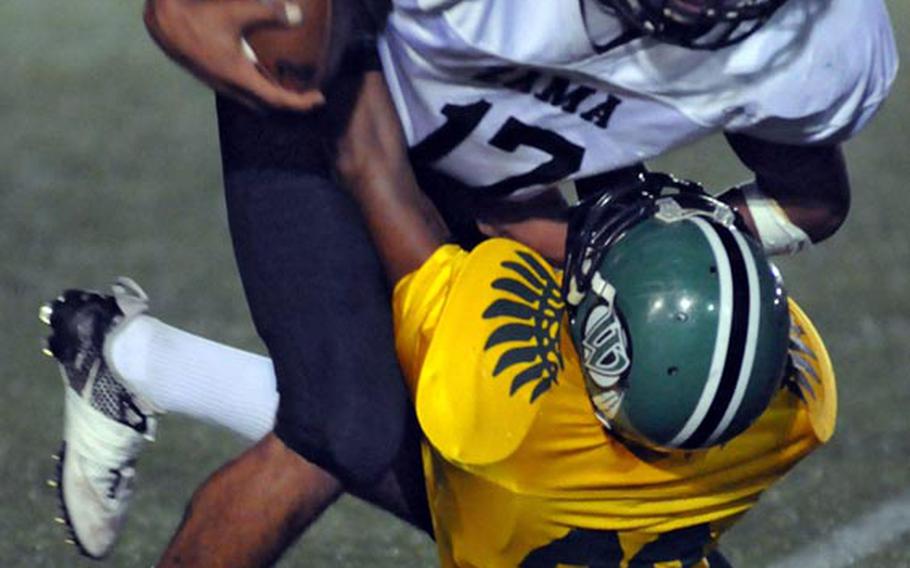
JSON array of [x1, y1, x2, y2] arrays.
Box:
[[482, 250, 565, 402]]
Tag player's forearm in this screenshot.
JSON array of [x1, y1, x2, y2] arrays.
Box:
[[722, 133, 851, 252], [336, 72, 450, 283]]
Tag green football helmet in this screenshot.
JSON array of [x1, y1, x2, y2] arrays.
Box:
[[564, 173, 790, 451]]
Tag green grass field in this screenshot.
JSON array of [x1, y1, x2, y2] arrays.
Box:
[[2, 2, 908, 566]]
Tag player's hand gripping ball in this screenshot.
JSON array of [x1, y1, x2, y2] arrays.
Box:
[[242, 0, 333, 92]]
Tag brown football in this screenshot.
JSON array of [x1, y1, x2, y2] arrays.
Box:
[[242, 0, 333, 92]]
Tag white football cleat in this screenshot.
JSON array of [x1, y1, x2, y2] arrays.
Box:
[[41, 278, 163, 559]]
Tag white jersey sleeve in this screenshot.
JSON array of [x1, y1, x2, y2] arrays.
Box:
[[717, 0, 898, 143], [600, 0, 898, 144]]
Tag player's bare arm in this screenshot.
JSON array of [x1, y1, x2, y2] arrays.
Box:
[[722, 133, 850, 250], [336, 71, 450, 282], [143, 0, 327, 112]]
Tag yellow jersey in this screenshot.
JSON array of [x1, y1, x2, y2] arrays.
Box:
[[393, 239, 836, 567]]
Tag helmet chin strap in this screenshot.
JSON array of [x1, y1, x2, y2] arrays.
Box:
[[589, 271, 614, 303], [565, 274, 586, 307]]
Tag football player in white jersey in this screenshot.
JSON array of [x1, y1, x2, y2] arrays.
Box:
[[45, 0, 896, 563], [379, 0, 894, 218]]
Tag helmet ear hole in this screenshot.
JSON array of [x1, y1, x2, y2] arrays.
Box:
[[667, 366, 679, 376], [709, 265, 717, 274]]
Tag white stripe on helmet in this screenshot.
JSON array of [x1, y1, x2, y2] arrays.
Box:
[[705, 228, 761, 446], [666, 217, 733, 448]]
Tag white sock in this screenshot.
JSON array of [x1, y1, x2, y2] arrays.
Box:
[[108, 315, 279, 441]]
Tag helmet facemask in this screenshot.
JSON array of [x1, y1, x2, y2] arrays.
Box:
[[595, 0, 788, 49]]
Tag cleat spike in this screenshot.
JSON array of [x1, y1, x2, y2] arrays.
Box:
[[46, 479, 58, 488], [51, 454, 60, 461], [65, 539, 76, 545], [39, 304, 53, 325], [55, 517, 66, 525], [42, 347, 54, 358]]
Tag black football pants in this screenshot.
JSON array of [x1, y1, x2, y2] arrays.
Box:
[[215, 93, 430, 532]]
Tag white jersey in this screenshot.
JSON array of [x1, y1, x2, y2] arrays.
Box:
[[378, 0, 897, 198]]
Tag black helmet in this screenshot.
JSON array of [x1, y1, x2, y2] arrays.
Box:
[[597, 0, 788, 49]]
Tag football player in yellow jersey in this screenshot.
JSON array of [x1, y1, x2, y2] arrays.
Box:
[[393, 238, 832, 568], [337, 74, 836, 567]]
